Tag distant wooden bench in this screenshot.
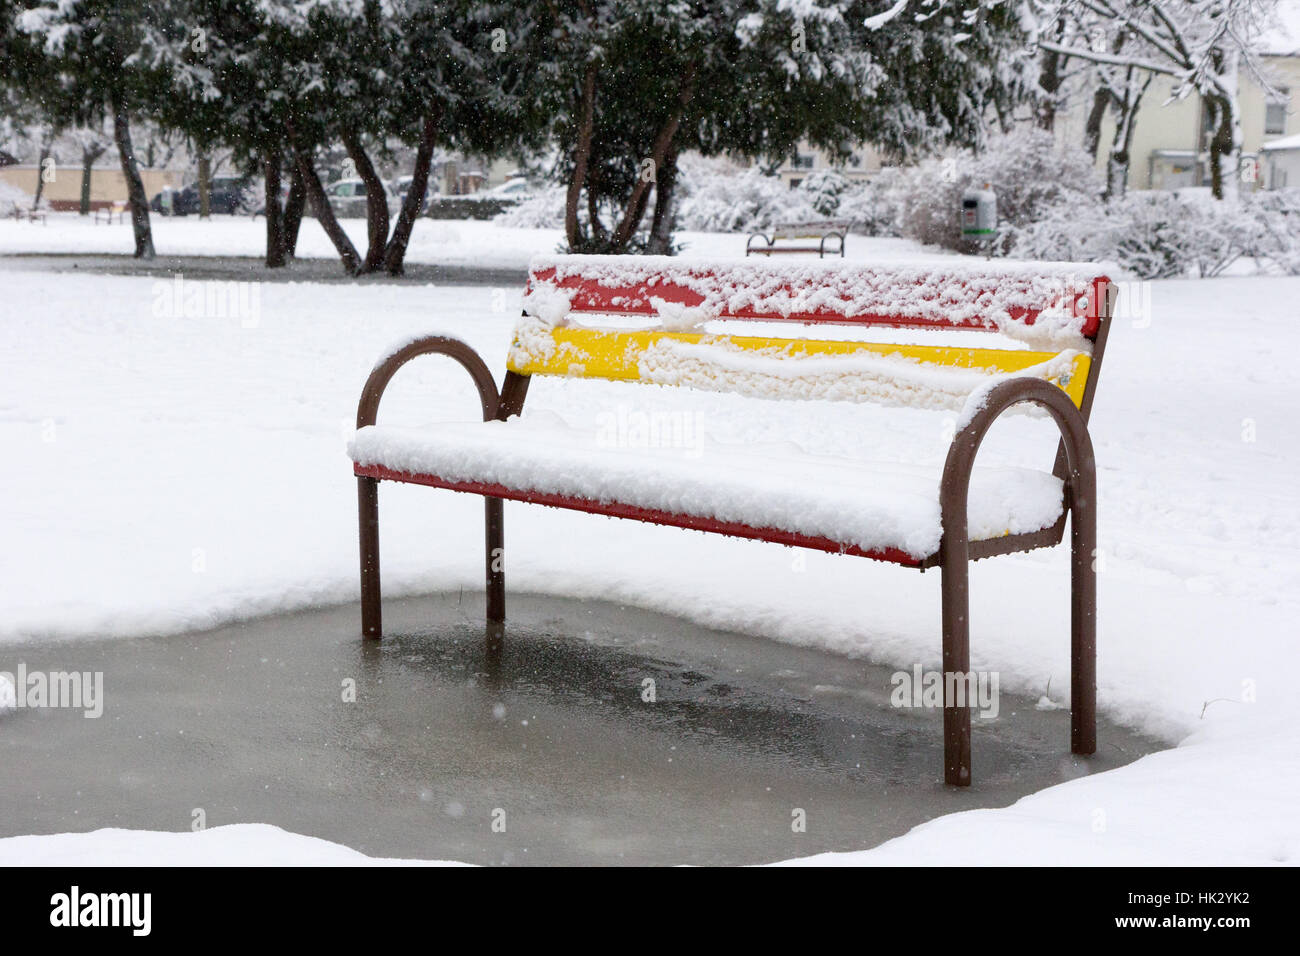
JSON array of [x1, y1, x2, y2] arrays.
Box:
[[747, 220, 847, 257], [7, 205, 46, 224], [94, 201, 127, 224], [348, 256, 1114, 787]]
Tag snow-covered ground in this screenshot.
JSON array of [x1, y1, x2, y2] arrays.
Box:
[[0, 824, 463, 866], [0, 212, 964, 270], [2, 222, 1298, 865]]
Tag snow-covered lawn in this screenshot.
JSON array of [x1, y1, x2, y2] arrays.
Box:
[[0, 212, 965, 270], [2, 230, 1298, 865]]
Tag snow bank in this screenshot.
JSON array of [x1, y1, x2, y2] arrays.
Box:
[[0, 824, 465, 866]]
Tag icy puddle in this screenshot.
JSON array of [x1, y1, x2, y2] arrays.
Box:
[[0, 594, 1156, 865]]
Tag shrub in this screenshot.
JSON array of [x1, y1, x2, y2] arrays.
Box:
[[890, 127, 1104, 255], [1008, 189, 1300, 279]]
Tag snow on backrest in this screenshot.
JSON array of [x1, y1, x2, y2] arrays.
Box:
[[524, 254, 1109, 347]]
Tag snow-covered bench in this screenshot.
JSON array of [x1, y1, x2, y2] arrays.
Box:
[[746, 220, 847, 258], [94, 201, 127, 224], [349, 255, 1114, 787], [6, 203, 46, 224]]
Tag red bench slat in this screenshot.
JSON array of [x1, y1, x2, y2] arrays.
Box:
[[353, 463, 924, 566], [528, 265, 1106, 339]]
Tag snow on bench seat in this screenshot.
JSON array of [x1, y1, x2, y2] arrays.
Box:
[[349, 412, 1065, 562]]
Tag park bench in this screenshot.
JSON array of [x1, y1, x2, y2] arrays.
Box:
[[348, 255, 1114, 786], [746, 220, 847, 258], [6, 204, 46, 224], [94, 201, 127, 224]]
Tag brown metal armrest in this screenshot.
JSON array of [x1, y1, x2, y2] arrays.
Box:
[[937, 377, 1097, 786], [354, 336, 508, 639], [940, 377, 1095, 540], [355, 335, 500, 429]]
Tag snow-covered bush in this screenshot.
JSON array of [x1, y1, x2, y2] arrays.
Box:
[[495, 155, 896, 237], [1116, 193, 1252, 279], [1007, 188, 1300, 279], [890, 127, 1104, 254], [798, 169, 851, 217], [0, 179, 41, 215], [1249, 189, 1300, 275], [494, 186, 568, 229], [674, 157, 903, 233], [836, 167, 904, 237], [673, 157, 806, 233]]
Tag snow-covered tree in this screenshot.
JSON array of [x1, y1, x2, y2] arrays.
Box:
[[15, 0, 193, 256], [1040, 0, 1281, 201], [506, 0, 1032, 255]]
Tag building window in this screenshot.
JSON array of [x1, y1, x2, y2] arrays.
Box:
[[1266, 89, 1289, 136], [792, 153, 814, 170], [788, 178, 803, 189]]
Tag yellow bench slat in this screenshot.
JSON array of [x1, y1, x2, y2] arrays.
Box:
[[508, 325, 1091, 409]]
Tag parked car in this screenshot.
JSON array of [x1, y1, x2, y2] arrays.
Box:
[[482, 177, 534, 200], [150, 177, 254, 216], [326, 177, 397, 218], [391, 174, 439, 213]]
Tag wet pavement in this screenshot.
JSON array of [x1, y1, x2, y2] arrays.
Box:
[[1, 593, 1156, 865], [0, 252, 525, 286]]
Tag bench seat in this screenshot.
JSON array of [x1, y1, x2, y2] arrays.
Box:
[[350, 413, 1064, 564]]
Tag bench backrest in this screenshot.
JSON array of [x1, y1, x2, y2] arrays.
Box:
[[510, 256, 1112, 414], [771, 221, 848, 239]]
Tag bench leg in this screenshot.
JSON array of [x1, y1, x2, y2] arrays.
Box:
[[485, 497, 504, 623], [358, 476, 382, 639], [1070, 494, 1098, 756], [940, 554, 973, 786]]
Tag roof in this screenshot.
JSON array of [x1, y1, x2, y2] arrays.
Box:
[[1261, 133, 1300, 151]]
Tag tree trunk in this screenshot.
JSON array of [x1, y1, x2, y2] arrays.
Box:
[[565, 63, 599, 250], [993, 99, 1013, 136], [1207, 94, 1242, 202], [587, 167, 606, 245], [1083, 87, 1109, 163], [31, 129, 54, 210], [611, 63, 696, 250], [1036, 17, 1066, 131], [1103, 70, 1151, 201], [79, 144, 105, 216], [291, 140, 360, 274], [1084, 32, 1128, 166], [283, 166, 305, 258], [342, 129, 390, 273], [646, 146, 679, 255], [112, 101, 155, 259], [384, 111, 440, 276], [198, 154, 212, 217], [1207, 50, 1242, 203], [264, 153, 285, 268]]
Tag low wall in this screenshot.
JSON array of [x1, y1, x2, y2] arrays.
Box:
[[0, 166, 184, 209]]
